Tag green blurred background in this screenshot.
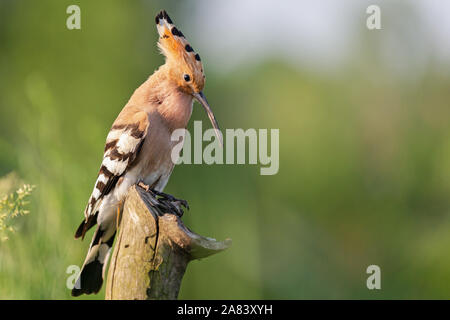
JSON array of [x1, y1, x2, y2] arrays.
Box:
[[0, 0, 449, 299]]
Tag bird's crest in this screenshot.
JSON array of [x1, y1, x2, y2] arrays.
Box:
[[155, 10, 205, 91]]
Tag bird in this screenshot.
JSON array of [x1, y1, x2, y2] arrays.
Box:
[[71, 10, 221, 297]]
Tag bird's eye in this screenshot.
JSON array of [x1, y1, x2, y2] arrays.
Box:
[[184, 74, 191, 82]]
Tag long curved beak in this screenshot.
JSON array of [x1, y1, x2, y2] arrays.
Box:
[[193, 91, 223, 147]]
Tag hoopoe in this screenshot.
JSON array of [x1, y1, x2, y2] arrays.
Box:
[[71, 10, 221, 296]]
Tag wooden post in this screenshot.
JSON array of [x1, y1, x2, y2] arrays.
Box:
[[105, 185, 231, 300]]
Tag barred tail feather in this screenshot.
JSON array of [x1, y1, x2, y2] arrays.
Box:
[[72, 225, 116, 297], [74, 212, 98, 240]]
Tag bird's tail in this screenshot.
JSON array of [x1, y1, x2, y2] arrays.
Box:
[[71, 224, 116, 297]]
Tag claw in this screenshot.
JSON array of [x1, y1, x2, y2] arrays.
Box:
[[158, 198, 184, 217], [150, 188, 189, 213], [180, 200, 189, 210]]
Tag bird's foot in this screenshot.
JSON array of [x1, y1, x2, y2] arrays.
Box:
[[151, 189, 189, 217], [150, 189, 189, 210], [137, 182, 188, 217]]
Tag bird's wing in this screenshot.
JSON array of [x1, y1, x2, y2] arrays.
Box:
[[84, 108, 149, 221]]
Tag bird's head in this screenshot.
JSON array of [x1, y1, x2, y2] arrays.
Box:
[[155, 10, 222, 145], [155, 10, 204, 93]]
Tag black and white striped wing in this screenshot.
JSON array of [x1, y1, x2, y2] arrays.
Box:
[[75, 111, 149, 239]]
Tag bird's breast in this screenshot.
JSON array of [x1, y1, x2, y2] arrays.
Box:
[[136, 107, 190, 190]]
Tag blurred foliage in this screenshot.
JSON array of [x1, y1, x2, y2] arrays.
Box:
[[0, 173, 35, 241], [0, 0, 449, 299]]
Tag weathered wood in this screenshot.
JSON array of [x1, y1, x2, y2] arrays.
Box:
[[105, 185, 231, 300]]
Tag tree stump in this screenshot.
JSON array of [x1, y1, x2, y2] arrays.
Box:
[[105, 185, 231, 300]]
